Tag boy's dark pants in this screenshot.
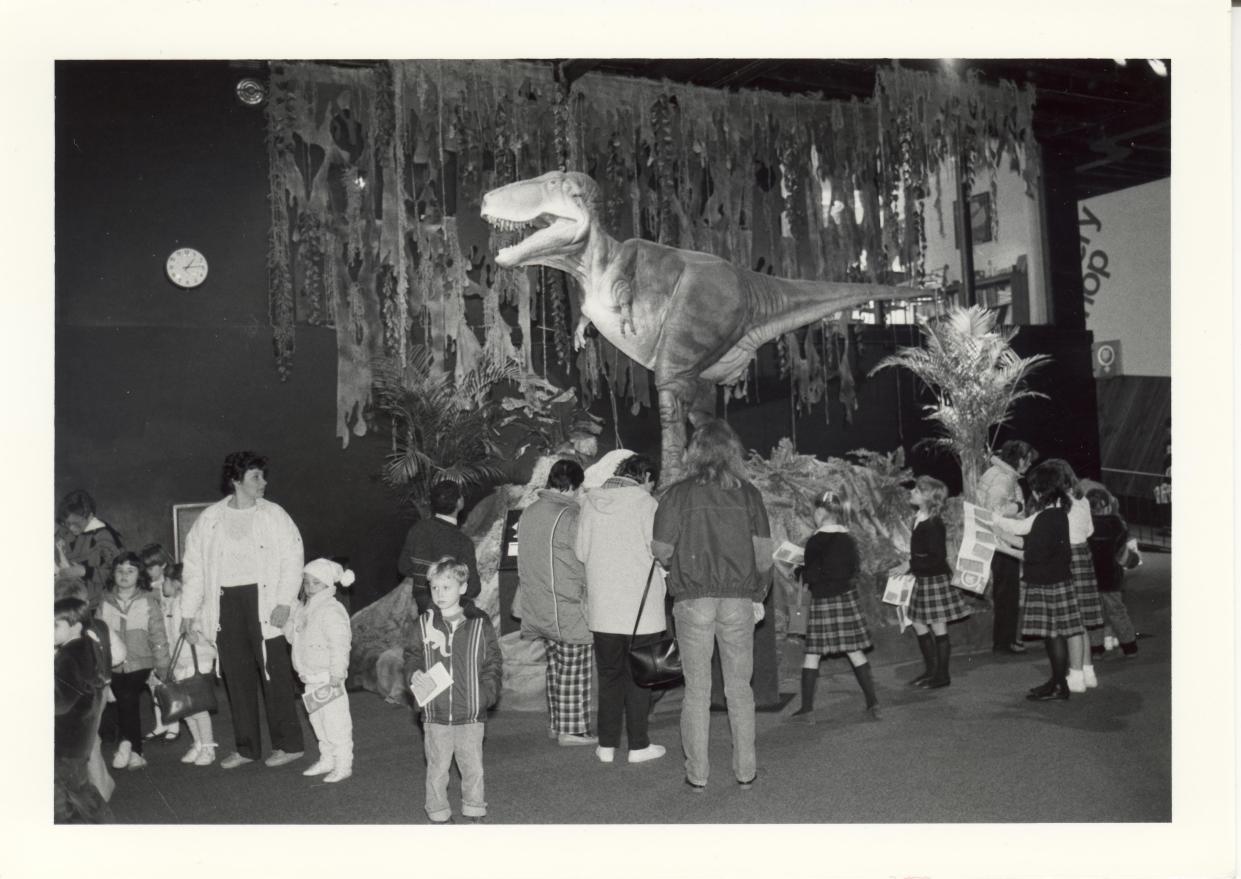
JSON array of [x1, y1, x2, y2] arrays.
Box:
[[218, 584, 304, 759]]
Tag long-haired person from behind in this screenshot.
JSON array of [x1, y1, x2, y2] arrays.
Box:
[[179, 451, 306, 770], [652, 420, 773, 793]]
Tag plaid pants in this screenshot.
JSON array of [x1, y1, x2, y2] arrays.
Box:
[[543, 639, 593, 736]]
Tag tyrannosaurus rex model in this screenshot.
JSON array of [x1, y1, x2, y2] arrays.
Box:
[[481, 170, 916, 479]]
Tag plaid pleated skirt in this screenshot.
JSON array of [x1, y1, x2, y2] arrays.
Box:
[[909, 573, 970, 625], [805, 590, 873, 655], [1021, 578, 1084, 638], [1070, 542, 1106, 629]]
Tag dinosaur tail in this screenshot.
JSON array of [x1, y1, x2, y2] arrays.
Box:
[[742, 272, 914, 345]]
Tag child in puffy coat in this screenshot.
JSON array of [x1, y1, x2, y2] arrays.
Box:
[[289, 558, 355, 783]]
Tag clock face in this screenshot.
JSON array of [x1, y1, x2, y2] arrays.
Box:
[[166, 247, 208, 288]]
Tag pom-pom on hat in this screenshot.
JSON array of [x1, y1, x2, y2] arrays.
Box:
[[304, 558, 356, 588]]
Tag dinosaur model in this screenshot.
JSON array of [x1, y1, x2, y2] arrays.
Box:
[[481, 170, 917, 480]]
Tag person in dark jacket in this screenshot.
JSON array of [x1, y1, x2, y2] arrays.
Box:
[[652, 419, 772, 792], [404, 558, 501, 825], [398, 481, 482, 615], [1086, 488, 1139, 657], [55, 597, 113, 823]]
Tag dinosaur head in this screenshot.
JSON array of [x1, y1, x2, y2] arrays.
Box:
[[480, 171, 600, 269]]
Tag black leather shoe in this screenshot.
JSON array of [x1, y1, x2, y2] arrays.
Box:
[[1026, 681, 1069, 701]]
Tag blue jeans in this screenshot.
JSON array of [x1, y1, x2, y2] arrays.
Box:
[[673, 597, 756, 786], [423, 722, 486, 821]]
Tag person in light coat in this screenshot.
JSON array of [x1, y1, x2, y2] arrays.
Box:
[[290, 558, 355, 783], [574, 453, 667, 765], [180, 450, 305, 770]]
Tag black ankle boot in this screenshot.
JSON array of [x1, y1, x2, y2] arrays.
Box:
[[791, 668, 817, 720], [909, 632, 937, 686], [926, 634, 952, 689]]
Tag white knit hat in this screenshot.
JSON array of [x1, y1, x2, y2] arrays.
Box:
[[304, 558, 356, 588]]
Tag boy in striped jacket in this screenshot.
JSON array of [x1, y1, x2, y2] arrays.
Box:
[[404, 557, 502, 824]]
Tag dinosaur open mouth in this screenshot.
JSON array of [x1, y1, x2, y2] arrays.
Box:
[[484, 212, 577, 267]]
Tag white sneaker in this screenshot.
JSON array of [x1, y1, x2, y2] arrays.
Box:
[[303, 759, 335, 777], [194, 745, 217, 767], [126, 752, 148, 770], [595, 746, 615, 763], [112, 740, 132, 770], [1083, 665, 1099, 689], [627, 744, 666, 764], [1066, 670, 1087, 694], [323, 766, 352, 784], [181, 744, 202, 764]]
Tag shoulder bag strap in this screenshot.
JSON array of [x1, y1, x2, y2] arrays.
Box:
[[548, 506, 571, 641], [629, 561, 659, 646], [168, 633, 186, 675]]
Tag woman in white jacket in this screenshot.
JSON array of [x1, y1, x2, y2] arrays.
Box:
[[574, 453, 667, 766], [179, 451, 305, 770]]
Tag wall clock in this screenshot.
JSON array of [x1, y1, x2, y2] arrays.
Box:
[[166, 247, 208, 288]]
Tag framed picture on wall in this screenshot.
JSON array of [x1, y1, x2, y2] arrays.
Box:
[[172, 502, 214, 562], [953, 192, 994, 247]]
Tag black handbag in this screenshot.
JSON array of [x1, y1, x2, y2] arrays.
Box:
[[154, 635, 219, 723], [628, 562, 683, 689]]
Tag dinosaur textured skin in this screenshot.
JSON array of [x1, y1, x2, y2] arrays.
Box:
[[481, 170, 914, 479]]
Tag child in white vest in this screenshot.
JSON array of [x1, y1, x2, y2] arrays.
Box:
[[290, 558, 355, 783]]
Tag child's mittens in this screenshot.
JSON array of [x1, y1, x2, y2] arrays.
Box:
[[301, 670, 330, 686]]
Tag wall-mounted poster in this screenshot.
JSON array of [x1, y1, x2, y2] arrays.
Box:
[[172, 502, 214, 562], [954, 192, 995, 247]]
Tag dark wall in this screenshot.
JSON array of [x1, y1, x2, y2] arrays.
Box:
[[55, 62, 408, 609], [593, 324, 1101, 497]]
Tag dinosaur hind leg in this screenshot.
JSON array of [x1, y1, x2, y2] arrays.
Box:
[[657, 388, 689, 484], [687, 378, 718, 428]]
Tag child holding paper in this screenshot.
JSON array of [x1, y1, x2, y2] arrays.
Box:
[[404, 557, 502, 824], [904, 476, 969, 689], [790, 489, 879, 722], [289, 558, 356, 783]]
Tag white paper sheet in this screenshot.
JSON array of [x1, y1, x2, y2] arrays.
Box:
[[410, 661, 453, 707]]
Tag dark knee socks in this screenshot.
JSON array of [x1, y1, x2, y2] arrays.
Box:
[[850, 661, 878, 708], [929, 634, 951, 686], [910, 632, 937, 685], [1046, 635, 1068, 685], [795, 667, 818, 713]]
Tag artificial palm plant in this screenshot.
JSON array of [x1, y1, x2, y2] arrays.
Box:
[[371, 346, 518, 512], [869, 305, 1050, 499]]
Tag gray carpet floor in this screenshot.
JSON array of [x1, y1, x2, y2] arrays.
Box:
[[107, 554, 1171, 824]]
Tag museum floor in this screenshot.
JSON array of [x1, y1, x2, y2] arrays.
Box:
[[106, 554, 1171, 825]]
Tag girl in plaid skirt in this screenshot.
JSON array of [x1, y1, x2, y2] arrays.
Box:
[[998, 459, 1103, 694], [790, 490, 879, 722], [996, 462, 1080, 701], [905, 476, 968, 689]]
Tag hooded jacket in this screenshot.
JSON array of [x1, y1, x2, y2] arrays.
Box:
[[403, 604, 501, 725], [574, 477, 665, 635], [289, 585, 352, 683], [514, 490, 591, 644], [179, 496, 304, 643]]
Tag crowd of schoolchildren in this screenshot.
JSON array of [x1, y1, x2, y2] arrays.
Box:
[[53, 437, 1145, 824]]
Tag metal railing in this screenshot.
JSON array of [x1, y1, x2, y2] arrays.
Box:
[[1100, 467, 1171, 552]]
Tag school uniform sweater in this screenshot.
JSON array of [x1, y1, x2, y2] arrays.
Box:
[[909, 516, 951, 577], [1088, 513, 1129, 592], [801, 527, 859, 599], [1022, 508, 1071, 585]]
